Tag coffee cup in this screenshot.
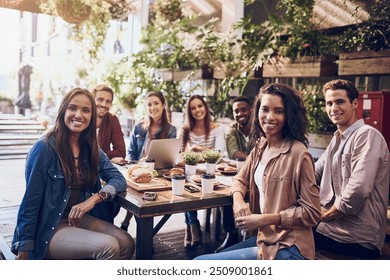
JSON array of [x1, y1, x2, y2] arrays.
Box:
[[235, 157, 246, 171], [171, 174, 186, 195], [144, 158, 155, 171], [201, 173, 215, 194]]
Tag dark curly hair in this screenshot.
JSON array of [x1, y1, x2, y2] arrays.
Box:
[[251, 83, 308, 146]]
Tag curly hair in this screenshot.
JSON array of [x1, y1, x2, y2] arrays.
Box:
[[322, 79, 359, 103], [251, 83, 308, 146]]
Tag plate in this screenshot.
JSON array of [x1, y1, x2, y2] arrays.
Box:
[[187, 178, 220, 187], [163, 173, 172, 180], [219, 170, 238, 176]]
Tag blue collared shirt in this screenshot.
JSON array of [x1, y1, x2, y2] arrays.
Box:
[[128, 122, 177, 160]]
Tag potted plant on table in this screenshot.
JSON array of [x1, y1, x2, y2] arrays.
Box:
[[202, 150, 221, 175], [180, 151, 201, 176]]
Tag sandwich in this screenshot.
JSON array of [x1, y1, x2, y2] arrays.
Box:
[[131, 168, 153, 183], [216, 163, 237, 172], [190, 174, 201, 184], [127, 165, 143, 179], [169, 167, 185, 176], [224, 166, 238, 172]]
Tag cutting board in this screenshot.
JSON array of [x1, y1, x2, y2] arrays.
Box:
[[126, 177, 172, 192]]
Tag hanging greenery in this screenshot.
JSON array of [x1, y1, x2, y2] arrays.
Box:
[[40, 0, 111, 62], [338, 1, 390, 52]]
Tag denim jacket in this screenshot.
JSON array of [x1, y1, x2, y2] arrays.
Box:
[[128, 122, 177, 160], [11, 136, 126, 259]]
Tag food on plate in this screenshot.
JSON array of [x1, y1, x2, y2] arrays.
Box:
[[127, 165, 143, 178], [216, 163, 237, 173], [224, 166, 238, 172], [190, 174, 201, 184], [216, 163, 229, 171], [169, 167, 185, 176], [131, 168, 152, 183]]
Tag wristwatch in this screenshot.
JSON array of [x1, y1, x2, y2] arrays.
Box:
[[98, 190, 111, 202]]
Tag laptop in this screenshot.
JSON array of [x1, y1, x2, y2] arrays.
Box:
[[147, 138, 182, 169]]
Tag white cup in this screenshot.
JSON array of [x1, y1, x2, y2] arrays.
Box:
[[201, 173, 215, 194], [236, 158, 246, 171], [143, 159, 155, 171], [171, 174, 186, 195]]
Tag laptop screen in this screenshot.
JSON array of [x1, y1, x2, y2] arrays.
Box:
[[147, 138, 181, 169]]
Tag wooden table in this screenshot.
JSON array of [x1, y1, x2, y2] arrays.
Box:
[[115, 164, 234, 260]]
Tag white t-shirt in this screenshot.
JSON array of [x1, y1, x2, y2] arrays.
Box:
[[254, 163, 265, 213]]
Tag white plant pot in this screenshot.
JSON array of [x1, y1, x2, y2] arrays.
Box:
[[205, 162, 216, 175], [185, 164, 197, 176]]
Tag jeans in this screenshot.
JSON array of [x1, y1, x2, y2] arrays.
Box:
[[194, 236, 305, 260], [185, 210, 198, 225], [313, 229, 380, 259]]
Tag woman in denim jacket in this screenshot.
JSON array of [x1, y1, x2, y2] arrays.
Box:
[[127, 91, 177, 160], [11, 88, 135, 260], [120, 91, 176, 231]]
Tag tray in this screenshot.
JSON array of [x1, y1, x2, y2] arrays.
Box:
[[126, 177, 171, 192]]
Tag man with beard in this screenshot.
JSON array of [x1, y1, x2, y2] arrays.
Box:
[[215, 96, 254, 253], [92, 85, 126, 160], [90, 85, 126, 223]]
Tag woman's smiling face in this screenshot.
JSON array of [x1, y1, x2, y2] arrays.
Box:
[[64, 94, 93, 135], [189, 98, 206, 122], [146, 95, 164, 121], [258, 94, 286, 140]]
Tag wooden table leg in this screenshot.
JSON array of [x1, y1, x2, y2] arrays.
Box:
[[135, 217, 154, 260]]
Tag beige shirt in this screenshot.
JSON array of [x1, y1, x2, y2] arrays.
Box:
[[230, 138, 321, 260], [315, 119, 390, 251]]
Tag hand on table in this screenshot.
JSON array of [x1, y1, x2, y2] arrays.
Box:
[[111, 157, 128, 165]]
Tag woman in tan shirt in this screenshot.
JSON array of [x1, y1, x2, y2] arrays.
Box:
[[195, 83, 321, 260]]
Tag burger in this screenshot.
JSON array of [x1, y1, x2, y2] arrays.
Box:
[[169, 167, 185, 176], [216, 163, 228, 171], [190, 174, 202, 184], [224, 166, 238, 172], [131, 168, 153, 183], [127, 165, 143, 179]]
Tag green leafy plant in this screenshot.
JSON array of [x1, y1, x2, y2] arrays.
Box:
[[40, 0, 111, 62], [298, 84, 336, 134], [271, 0, 337, 61], [180, 151, 202, 165], [338, 1, 390, 52], [202, 150, 221, 164]]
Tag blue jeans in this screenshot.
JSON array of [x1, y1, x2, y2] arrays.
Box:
[[184, 210, 198, 225], [194, 236, 305, 260]]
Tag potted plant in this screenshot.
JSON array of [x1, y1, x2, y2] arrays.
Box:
[[180, 151, 201, 176], [40, 0, 111, 61], [337, 1, 390, 75], [262, 0, 338, 78], [202, 150, 221, 174], [298, 84, 336, 148]]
